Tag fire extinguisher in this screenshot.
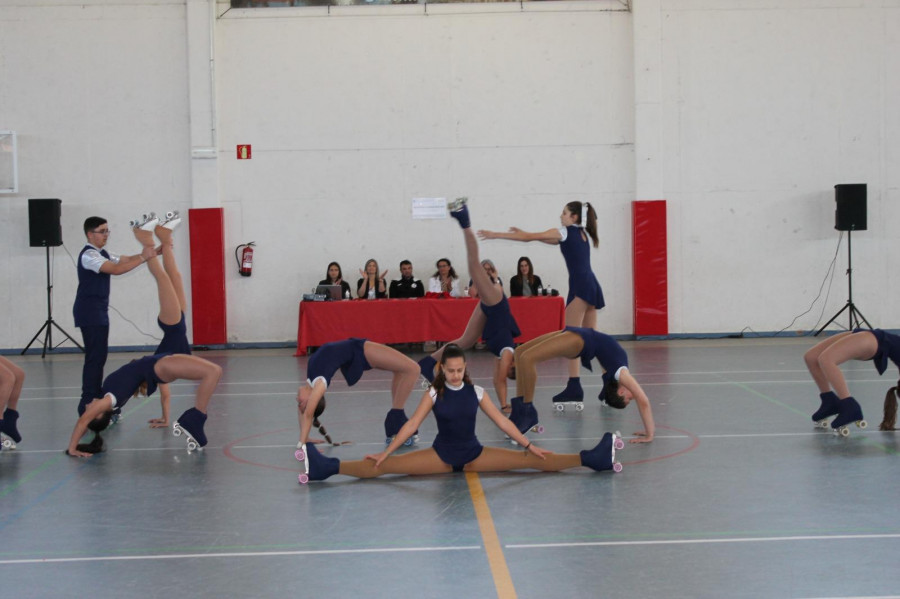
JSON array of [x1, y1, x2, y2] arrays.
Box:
[[235, 242, 255, 277]]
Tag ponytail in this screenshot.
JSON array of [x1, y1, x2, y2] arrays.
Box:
[[311, 397, 344, 446], [565, 201, 599, 248], [879, 381, 899, 431]]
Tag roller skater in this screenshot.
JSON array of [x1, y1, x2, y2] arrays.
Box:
[[296, 338, 420, 449], [479, 200, 605, 404], [417, 198, 520, 412], [0, 356, 25, 450], [803, 328, 900, 435], [65, 221, 222, 457], [512, 327, 655, 444], [296, 345, 624, 484]]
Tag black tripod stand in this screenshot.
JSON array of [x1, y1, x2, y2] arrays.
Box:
[[816, 230, 871, 336], [22, 246, 83, 357]]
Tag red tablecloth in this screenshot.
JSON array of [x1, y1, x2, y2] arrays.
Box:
[[295, 296, 565, 356]]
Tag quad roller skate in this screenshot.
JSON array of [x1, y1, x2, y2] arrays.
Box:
[[580, 431, 625, 473], [1, 409, 22, 449], [508, 397, 544, 445], [830, 396, 867, 437], [448, 197, 470, 229], [173, 407, 207, 452], [384, 408, 418, 447], [129, 212, 159, 231], [297, 442, 339, 484], [812, 391, 841, 429], [553, 377, 584, 404], [109, 407, 123, 427], [159, 210, 181, 231], [553, 397, 584, 412]]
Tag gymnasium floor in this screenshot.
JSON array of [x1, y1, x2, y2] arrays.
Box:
[[1, 337, 899, 599]]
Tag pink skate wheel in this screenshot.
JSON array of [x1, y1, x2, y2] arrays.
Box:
[[298, 473, 309, 484], [533, 425, 545, 434], [612, 462, 623, 473], [614, 438, 625, 450], [295, 449, 305, 461]]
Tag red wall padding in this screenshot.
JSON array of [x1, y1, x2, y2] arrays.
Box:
[[188, 208, 227, 345], [632, 200, 668, 336]]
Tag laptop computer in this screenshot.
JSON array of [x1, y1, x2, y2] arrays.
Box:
[[315, 284, 343, 301]]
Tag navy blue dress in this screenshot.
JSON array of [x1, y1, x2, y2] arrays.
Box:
[[100, 354, 170, 409], [856, 328, 900, 375], [480, 296, 521, 357], [558, 225, 604, 309], [566, 326, 628, 388], [155, 312, 191, 355], [430, 383, 485, 471], [307, 338, 371, 387]]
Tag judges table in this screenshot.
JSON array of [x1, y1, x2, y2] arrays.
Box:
[[296, 296, 565, 356]]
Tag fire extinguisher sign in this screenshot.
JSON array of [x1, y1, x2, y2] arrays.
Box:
[[236, 144, 252, 159]]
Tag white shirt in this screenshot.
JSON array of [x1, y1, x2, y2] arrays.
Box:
[[80, 243, 121, 274]]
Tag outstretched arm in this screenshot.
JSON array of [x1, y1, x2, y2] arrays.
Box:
[[477, 227, 562, 246], [98, 247, 156, 276], [366, 392, 434, 467], [66, 396, 114, 457], [620, 370, 655, 443]]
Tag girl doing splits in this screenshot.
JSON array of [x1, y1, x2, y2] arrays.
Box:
[[804, 328, 900, 435], [66, 218, 222, 457], [511, 327, 655, 444], [478, 201, 605, 405], [296, 345, 624, 483], [296, 339, 421, 448], [418, 198, 520, 412]]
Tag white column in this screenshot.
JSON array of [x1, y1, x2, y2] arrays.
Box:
[[632, 0, 663, 200], [186, 0, 220, 209]]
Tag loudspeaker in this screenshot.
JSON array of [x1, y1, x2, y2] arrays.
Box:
[[834, 184, 867, 231], [28, 198, 63, 247]]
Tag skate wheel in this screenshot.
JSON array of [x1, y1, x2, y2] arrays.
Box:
[[614, 438, 625, 451], [612, 462, 623, 473], [403, 438, 414, 447], [298, 473, 309, 484], [532, 425, 544, 434], [510, 439, 519, 446], [839, 427, 850, 437], [2, 439, 15, 449], [173, 426, 182, 437], [858, 420, 867, 429], [166, 211, 175, 219], [187, 440, 198, 451], [294, 449, 305, 461], [575, 402, 584, 411], [555, 403, 565, 412]]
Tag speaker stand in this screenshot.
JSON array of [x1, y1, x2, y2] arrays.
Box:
[[21, 246, 84, 358], [816, 230, 872, 336]]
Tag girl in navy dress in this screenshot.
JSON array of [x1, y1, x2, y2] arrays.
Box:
[[803, 328, 900, 434], [296, 344, 624, 482], [418, 199, 520, 412], [296, 338, 421, 448], [66, 221, 222, 457], [478, 201, 604, 404], [510, 327, 655, 444], [0, 356, 25, 450], [146, 214, 191, 428]]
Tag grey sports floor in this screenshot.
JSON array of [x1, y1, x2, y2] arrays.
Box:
[[1, 337, 899, 599]]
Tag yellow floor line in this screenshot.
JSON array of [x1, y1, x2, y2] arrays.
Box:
[[465, 472, 517, 599]]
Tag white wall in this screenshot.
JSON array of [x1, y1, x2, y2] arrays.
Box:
[[1, 0, 898, 350], [215, 2, 634, 342], [0, 0, 193, 350], [656, 0, 900, 334]]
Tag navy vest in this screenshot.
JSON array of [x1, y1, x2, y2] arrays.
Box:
[[73, 245, 111, 327]]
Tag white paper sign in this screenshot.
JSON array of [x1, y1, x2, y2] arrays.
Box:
[[412, 197, 447, 220]]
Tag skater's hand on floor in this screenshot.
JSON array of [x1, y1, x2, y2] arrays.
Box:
[[365, 452, 389, 468], [629, 431, 653, 444], [65, 448, 93, 458], [148, 417, 169, 428]]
